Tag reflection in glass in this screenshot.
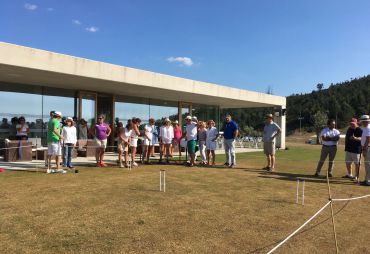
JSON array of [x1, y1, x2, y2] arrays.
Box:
[[192, 104, 220, 129], [81, 97, 96, 126]]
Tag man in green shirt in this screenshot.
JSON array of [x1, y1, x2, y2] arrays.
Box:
[[47, 111, 65, 173]]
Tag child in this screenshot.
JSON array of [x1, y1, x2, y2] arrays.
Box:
[[62, 117, 77, 169], [206, 120, 219, 166], [118, 121, 133, 168]]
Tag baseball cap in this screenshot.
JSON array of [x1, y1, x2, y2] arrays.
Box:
[[54, 111, 62, 117]]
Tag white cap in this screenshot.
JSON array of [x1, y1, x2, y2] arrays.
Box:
[[192, 116, 198, 121], [66, 117, 73, 122], [165, 118, 171, 122], [359, 115, 370, 122], [54, 111, 62, 117], [185, 116, 192, 120]]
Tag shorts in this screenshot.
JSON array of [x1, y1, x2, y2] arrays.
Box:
[[345, 152, 360, 165], [130, 138, 138, 148], [95, 138, 107, 149], [162, 138, 172, 145], [206, 140, 217, 151], [144, 139, 152, 146], [264, 142, 275, 155], [118, 140, 129, 152], [48, 142, 62, 156], [187, 140, 197, 154]]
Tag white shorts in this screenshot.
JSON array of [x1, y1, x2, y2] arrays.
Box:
[[206, 140, 216, 151], [345, 152, 360, 165], [144, 139, 152, 146], [130, 138, 138, 148], [161, 138, 172, 145], [48, 142, 62, 156], [95, 138, 107, 149]]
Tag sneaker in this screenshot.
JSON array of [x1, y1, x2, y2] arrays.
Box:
[[328, 173, 333, 178], [46, 169, 54, 174], [119, 162, 124, 168], [55, 169, 67, 174], [314, 172, 320, 177], [224, 162, 230, 167], [263, 166, 269, 170], [342, 174, 353, 179], [132, 162, 138, 167], [359, 181, 370, 186], [68, 165, 75, 169], [267, 167, 274, 172], [229, 163, 236, 168]]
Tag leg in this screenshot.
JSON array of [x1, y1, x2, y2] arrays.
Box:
[[67, 145, 73, 167], [224, 140, 230, 164], [328, 146, 337, 174], [365, 150, 370, 184], [206, 149, 210, 165], [131, 147, 136, 163], [345, 163, 352, 176], [230, 139, 236, 165], [166, 144, 170, 162], [100, 148, 105, 163], [124, 151, 128, 166], [316, 146, 329, 174], [266, 154, 272, 168], [62, 145, 67, 166], [271, 155, 276, 169], [55, 155, 61, 170], [95, 148, 100, 163], [47, 155, 52, 169], [211, 150, 216, 165], [142, 145, 147, 163]]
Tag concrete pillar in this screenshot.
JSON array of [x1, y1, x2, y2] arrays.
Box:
[[274, 106, 286, 149]]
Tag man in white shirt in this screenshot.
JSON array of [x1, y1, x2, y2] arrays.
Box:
[[182, 115, 198, 167], [359, 115, 370, 186], [314, 119, 340, 177]]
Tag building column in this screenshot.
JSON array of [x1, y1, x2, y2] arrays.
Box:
[[274, 106, 286, 149]]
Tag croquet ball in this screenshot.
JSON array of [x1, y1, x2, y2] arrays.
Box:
[[74, 169, 79, 173], [0, 168, 4, 172]]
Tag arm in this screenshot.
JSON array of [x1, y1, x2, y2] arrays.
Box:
[[271, 127, 282, 140], [106, 126, 112, 137], [54, 127, 64, 140], [363, 136, 370, 153], [233, 129, 239, 139], [134, 125, 140, 135], [144, 128, 151, 141]]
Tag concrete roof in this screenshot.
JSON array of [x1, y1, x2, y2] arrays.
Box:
[[0, 42, 286, 108]]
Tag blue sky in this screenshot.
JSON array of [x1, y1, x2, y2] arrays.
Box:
[[1, 0, 370, 96]]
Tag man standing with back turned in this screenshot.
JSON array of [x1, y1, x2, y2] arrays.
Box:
[[223, 114, 238, 168]]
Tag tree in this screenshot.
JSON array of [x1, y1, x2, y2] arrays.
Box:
[[312, 111, 328, 145], [316, 83, 324, 91]]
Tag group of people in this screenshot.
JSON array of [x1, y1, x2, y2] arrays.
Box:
[[314, 115, 370, 186]]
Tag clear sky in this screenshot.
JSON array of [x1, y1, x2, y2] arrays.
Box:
[[1, 0, 370, 96]]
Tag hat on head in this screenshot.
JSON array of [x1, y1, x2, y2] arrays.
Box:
[[359, 115, 370, 123], [350, 118, 358, 125], [174, 120, 179, 124], [165, 118, 170, 122], [192, 116, 198, 121], [265, 114, 273, 119], [185, 116, 192, 120], [54, 111, 62, 117], [66, 117, 73, 122]]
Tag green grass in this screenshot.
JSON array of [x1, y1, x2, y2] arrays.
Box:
[[1, 143, 369, 253]]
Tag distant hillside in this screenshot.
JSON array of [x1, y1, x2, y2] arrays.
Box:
[[287, 75, 370, 131]]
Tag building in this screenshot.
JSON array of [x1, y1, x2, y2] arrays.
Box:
[[0, 42, 286, 149]]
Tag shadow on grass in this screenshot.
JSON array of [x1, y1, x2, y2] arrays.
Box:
[[246, 200, 351, 254], [256, 171, 357, 185]]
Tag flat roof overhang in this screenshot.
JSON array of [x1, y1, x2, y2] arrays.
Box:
[[0, 42, 286, 108]]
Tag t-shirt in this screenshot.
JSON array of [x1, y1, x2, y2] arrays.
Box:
[[206, 127, 218, 142], [62, 126, 77, 144], [361, 125, 370, 147], [47, 118, 60, 143], [263, 121, 281, 142], [223, 121, 238, 139], [198, 128, 207, 141], [16, 124, 29, 136], [345, 127, 362, 154], [321, 127, 340, 146], [95, 123, 109, 140], [185, 122, 198, 141], [144, 124, 153, 141]]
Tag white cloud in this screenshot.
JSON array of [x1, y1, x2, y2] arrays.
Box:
[[47, 7, 54, 11], [24, 3, 38, 11], [85, 26, 99, 32], [72, 19, 82, 25], [167, 57, 194, 67]]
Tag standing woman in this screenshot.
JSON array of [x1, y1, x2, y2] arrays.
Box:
[[16, 116, 29, 140], [172, 120, 182, 157], [62, 117, 77, 169], [206, 120, 219, 166], [159, 118, 174, 164], [198, 121, 207, 165], [130, 117, 141, 167], [92, 115, 112, 167], [150, 122, 159, 157], [142, 118, 155, 164], [117, 120, 133, 168]]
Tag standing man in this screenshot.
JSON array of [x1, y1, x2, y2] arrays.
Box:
[[314, 119, 340, 177], [360, 115, 370, 186], [344, 118, 362, 180], [183, 115, 198, 167], [263, 114, 281, 172], [47, 111, 65, 174], [223, 114, 238, 168]]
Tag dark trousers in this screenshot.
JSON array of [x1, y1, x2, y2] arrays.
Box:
[[316, 145, 337, 174]]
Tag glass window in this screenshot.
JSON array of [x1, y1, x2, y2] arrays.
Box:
[[0, 89, 42, 140], [115, 96, 150, 126], [149, 99, 179, 126], [192, 104, 220, 129]]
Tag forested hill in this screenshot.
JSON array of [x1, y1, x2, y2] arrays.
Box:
[[286, 75, 370, 131]]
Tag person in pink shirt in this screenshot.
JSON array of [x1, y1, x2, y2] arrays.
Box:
[[91, 115, 112, 167], [172, 120, 182, 157]]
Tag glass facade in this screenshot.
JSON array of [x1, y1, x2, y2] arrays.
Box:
[[192, 104, 220, 129]]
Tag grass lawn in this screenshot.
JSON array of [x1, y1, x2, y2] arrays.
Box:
[[1, 142, 370, 253]]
